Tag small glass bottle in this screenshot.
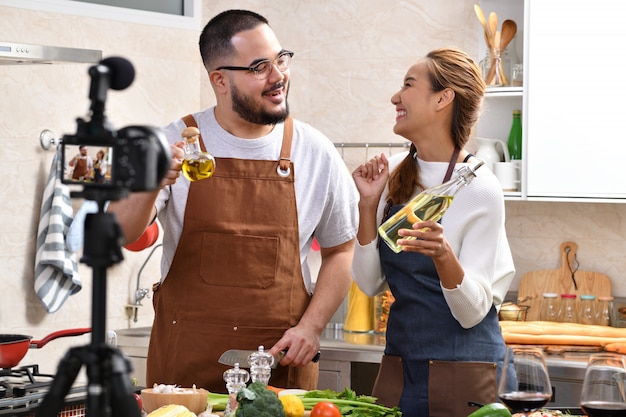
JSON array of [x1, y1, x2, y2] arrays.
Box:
[[540, 293, 559, 322], [378, 161, 484, 253], [181, 126, 216, 182], [507, 110, 523, 161], [558, 294, 578, 323], [579, 295, 597, 325], [596, 296, 614, 326], [223, 363, 249, 417]]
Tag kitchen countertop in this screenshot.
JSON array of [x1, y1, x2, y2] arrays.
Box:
[[318, 325, 591, 369], [115, 324, 594, 370]]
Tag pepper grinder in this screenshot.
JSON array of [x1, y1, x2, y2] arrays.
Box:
[[247, 345, 274, 386], [223, 362, 249, 417]]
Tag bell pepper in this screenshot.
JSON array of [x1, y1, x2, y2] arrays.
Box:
[[468, 402, 512, 417]]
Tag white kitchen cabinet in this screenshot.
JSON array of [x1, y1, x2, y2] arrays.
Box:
[[525, 0, 626, 200], [474, 0, 525, 199], [478, 0, 626, 201]]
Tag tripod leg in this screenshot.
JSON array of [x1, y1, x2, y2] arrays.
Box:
[[34, 346, 84, 417], [107, 347, 142, 417]]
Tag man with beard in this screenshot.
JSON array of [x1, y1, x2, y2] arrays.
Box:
[[108, 9, 358, 392]]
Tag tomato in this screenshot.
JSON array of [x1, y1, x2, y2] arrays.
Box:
[[133, 392, 142, 411], [310, 401, 341, 417]]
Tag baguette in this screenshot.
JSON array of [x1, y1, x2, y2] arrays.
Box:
[[604, 342, 626, 354], [500, 321, 626, 347]]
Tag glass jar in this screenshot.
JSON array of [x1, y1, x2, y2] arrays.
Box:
[[511, 63, 524, 87], [479, 47, 511, 86], [579, 295, 597, 325], [558, 294, 578, 323], [596, 296, 614, 326], [373, 289, 395, 334], [540, 293, 559, 321]]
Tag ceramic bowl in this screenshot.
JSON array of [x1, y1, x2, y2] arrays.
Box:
[[141, 387, 209, 414]]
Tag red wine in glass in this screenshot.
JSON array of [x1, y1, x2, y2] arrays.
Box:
[[581, 401, 626, 417], [499, 392, 551, 412]]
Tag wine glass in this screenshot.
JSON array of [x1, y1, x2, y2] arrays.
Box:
[[580, 353, 626, 416], [498, 347, 553, 415]]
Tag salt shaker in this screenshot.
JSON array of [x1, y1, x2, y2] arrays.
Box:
[[579, 295, 597, 325], [223, 363, 249, 417], [247, 345, 274, 386], [596, 296, 614, 326], [540, 293, 559, 321], [558, 294, 578, 323]]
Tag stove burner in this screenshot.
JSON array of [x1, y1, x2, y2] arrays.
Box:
[[0, 364, 87, 416], [0, 365, 55, 396]]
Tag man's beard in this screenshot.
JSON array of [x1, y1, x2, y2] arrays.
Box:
[[231, 82, 289, 125]]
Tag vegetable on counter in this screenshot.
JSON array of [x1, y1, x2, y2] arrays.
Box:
[[300, 388, 402, 417], [310, 401, 341, 417], [279, 394, 305, 417], [467, 403, 511, 417], [235, 381, 286, 417], [146, 404, 197, 417], [206, 392, 229, 411]]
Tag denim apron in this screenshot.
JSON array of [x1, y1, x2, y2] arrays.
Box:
[[378, 162, 506, 415]]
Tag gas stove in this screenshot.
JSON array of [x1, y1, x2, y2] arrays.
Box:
[[0, 365, 87, 417]]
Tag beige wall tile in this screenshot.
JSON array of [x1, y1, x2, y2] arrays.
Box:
[[1, 0, 625, 381]]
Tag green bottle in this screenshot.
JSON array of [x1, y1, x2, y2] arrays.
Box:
[[507, 110, 522, 160]]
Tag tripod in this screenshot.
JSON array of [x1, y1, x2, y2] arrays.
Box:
[[36, 198, 141, 417]]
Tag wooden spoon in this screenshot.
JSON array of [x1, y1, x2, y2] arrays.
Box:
[[488, 12, 498, 49], [473, 4, 492, 48], [498, 19, 518, 84], [499, 19, 518, 53], [486, 19, 518, 85], [486, 31, 502, 85]]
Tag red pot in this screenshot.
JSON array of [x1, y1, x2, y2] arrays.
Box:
[[0, 328, 91, 368]]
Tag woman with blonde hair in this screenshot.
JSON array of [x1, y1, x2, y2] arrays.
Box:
[[351, 48, 515, 416]]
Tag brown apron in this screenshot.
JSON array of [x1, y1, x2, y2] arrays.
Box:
[[146, 115, 318, 392], [72, 157, 89, 180]]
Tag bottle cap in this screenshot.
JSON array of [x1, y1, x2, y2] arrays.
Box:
[[542, 293, 558, 298], [560, 293, 576, 299], [513, 109, 521, 115], [598, 296, 615, 301], [580, 295, 596, 300]]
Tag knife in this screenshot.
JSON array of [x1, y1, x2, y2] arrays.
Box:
[[218, 349, 321, 369]]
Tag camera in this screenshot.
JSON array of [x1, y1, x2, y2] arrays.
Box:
[[61, 56, 170, 201]]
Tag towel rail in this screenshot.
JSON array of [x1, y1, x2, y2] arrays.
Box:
[[333, 142, 410, 148], [40, 129, 61, 150], [334, 142, 411, 159]]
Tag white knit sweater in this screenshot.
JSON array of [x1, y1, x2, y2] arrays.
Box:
[[351, 152, 516, 329]]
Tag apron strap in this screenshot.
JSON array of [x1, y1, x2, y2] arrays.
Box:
[[181, 114, 294, 176], [442, 146, 461, 183], [278, 117, 294, 176]]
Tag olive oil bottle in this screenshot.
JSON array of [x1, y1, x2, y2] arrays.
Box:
[[378, 161, 483, 253], [181, 126, 216, 182]]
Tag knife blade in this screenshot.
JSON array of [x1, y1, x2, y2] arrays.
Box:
[[218, 349, 321, 368]]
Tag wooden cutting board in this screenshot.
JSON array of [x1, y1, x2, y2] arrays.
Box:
[[517, 241, 612, 321]]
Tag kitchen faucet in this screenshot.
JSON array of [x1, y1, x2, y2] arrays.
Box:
[[129, 243, 162, 322]]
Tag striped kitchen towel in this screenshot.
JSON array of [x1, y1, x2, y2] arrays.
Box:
[[34, 147, 81, 313]]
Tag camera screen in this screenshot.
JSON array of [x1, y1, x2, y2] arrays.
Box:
[[62, 144, 114, 186]]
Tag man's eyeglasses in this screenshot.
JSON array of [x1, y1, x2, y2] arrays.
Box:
[[215, 51, 294, 80]]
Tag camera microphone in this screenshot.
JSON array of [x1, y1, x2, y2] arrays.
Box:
[[88, 56, 135, 116], [99, 57, 135, 91]]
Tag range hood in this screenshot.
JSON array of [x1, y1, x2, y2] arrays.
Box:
[[0, 41, 102, 65]]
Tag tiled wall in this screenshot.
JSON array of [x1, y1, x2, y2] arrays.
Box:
[[1, 1, 625, 378]]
